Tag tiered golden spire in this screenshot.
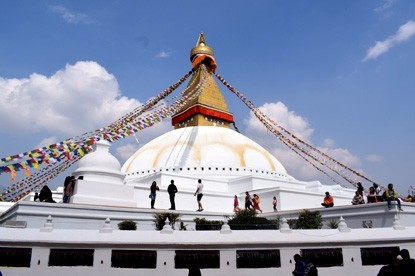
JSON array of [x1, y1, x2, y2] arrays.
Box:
[[190, 33, 214, 59], [171, 33, 234, 129]]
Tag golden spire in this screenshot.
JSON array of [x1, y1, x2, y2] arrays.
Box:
[[190, 33, 214, 60], [172, 33, 233, 129]]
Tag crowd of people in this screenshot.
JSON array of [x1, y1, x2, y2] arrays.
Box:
[[146, 181, 278, 214], [322, 182, 408, 211], [31, 175, 415, 276], [231, 192, 278, 213], [34, 176, 411, 215], [147, 182, 276, 214], [36, 176, 271, 213]]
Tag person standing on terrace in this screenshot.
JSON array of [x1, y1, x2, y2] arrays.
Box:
[[233, 195, 241, 212], [149, 181, 159, 209], [194, 179, 204, 212], [245, 191, 252, 209]]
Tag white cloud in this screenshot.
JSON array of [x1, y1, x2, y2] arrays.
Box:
[[271, 147, 321, 180], [363, 20, 415, 61], [374, 0, 397, 13], [155, 50, 172, 59], [245, 101, 314, 142], [114, 120, 173, 162], [0, 61, 140, 136], [243, 101, 361, 183], [116, 143, 140, 163], [50, 5, 93, 24], [317, 146, 360, 168], [322, 138, 335, 148], [272, 145, 361, 183], [366, 154, 384, 162], [35, 136, 58, 149]]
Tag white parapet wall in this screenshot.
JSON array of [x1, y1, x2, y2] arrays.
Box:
[[0, 224, 414, 276]]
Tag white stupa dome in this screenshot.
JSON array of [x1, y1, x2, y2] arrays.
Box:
[[73, 140, 124, 184], [122, 126, 287, 175]]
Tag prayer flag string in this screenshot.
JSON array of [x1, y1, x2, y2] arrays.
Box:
[[213, 71, 384, 192], [0, 68, 196, 167], [0, 65, 209, 202]]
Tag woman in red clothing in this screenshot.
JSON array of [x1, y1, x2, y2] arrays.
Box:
[[233, 195, 241, 212], [252, 194, 262, 213]]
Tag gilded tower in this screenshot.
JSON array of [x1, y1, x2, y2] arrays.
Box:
[[171, 33, 234, 129]]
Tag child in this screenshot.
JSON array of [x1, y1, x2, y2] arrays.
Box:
[[273, 196, 278, 212], [233, 195, 241, 212]]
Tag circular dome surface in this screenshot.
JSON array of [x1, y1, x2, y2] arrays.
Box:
[[122, 126, 287, 175]]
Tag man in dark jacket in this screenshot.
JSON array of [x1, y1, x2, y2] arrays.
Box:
[[292, 254, 306, 276], [168, 180, 178, 210], [399, 249, 415, 274]]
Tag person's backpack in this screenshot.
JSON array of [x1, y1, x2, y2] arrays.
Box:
[[304, 263, 318, 276]]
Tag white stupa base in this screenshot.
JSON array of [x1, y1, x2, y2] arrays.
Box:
[[126, 172, 355, 212], [71, 179, 136, 208]]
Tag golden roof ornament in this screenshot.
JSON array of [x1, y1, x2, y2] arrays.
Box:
[[190, 33, 214, 59], [190, 33, 217, 70], [171, 33, 232, 129]]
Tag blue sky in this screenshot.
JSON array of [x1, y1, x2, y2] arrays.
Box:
[[0, 1, 414, 196]]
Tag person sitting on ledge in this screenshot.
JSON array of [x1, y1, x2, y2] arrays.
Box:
[[367, 186, 377, 203], [357, 182, 364, 196], [351, 191, 365, 205], [321, 192, 334, 208], [373, 183, 383, 202], [38, 185, 55, 203], [386, 183, 403, 211]]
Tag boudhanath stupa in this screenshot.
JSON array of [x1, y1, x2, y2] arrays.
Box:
[[3, 34, 411, 231], [1, 34, 415, 276], [69, 33, 355, 213]]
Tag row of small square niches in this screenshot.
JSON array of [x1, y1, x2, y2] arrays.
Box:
[[126, 167, 287, 178]]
